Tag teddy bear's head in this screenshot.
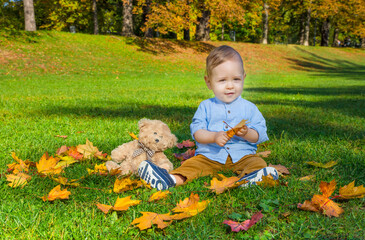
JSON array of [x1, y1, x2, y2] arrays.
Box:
[[138, 118, 177, 152]]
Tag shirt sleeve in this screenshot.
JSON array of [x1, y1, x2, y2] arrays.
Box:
[[190, 101, 208, 140], [246, 105, 269, 145]]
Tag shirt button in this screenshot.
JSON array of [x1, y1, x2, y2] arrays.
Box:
[[228, 110, 231, 114], [227, 147, 230, 150], [225, 126, 228, 129]]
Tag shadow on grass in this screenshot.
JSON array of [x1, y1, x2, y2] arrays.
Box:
[[286, 47, 365, 81], [125, 37, 216, 55]]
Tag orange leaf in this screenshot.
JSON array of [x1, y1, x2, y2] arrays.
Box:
[[319, 179, 336, 198], [129, 132, 138, 140], [113, 177, 144, 193], [36, 153, 63, 176], [226, 119, 247, 138], [96, 203, 113, 214], [208, 174, 244, 194], [257, 174, 280, 187], [149, 190, 171, 202], [132, 212, 173, 230], [113, 196, 141, 211], [338, 181, 365, 199], [41, 185, 71, 201], [297, 200, 319, 212], [311, 194, 344, 217], [172, 193, 210, 216], [6, 173, 32, 188]]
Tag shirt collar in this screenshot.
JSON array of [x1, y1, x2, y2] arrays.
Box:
[[213, 96, 242, 105]]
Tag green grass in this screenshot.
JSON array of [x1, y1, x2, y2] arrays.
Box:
[[0, 31, 364, 239]]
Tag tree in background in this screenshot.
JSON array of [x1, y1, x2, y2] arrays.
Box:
[[24, 0, 36, 31], [92, 0, 98, 34], [122, 0, 134, 36]]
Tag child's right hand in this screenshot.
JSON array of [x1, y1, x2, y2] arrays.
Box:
[[214, 131, 230, 147]]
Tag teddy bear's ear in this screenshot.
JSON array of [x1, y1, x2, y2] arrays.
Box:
[[138, 118, 150, 129], [167, 134, 178, 148]]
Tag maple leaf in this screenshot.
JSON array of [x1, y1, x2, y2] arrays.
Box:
[[41, 185, 71, 201], [51, 176, 80, 186], [67, 147, 84, 160], [306, 160, 337, 168], [257, 175, 280, 187], [172, 193, 210, 216], [113, 177, 144, 193], [55, 135, 67, 139], [96, 203, 114, 214], [54, 155, 78, 168], [56, 145, 69, 155], [77, 139, 99, 159], [87, 163, 109, 175], [113, 196, 141, 211], [207, 174, 245, 194], [338, 181, 365, 199], [223, 211, 264, 232], [174, 149, 195, 161], [299, 175, 315, 181], [149, 190, 171, 202], [257, 151, 272, 158], [297, 179, 344, 217], [36, 153, 63, 176], [176, 140, 195, 149], [6, 173, 32, 188], [225, 119, 247, 138], [8, 152, 33, 173], [132, 212, 174, 230], [268, 164, 290, 175]]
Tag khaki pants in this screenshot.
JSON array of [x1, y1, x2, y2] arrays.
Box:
[[170, 154, 267, 183]]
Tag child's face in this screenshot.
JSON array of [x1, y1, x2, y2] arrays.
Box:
[[205, 59, 245, 104]]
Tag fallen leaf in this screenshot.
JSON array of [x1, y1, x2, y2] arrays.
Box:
[[87, 163, 109, 175], [113, 196, 141, 211], [55, 135, 67, 139], [41, 185, 71, 201], [132, 212, 173, 230], [257, 175, 280, 187], [208, 174, 245, 194], [299, 175, 315, 181], [6, 173, 32, 188], [113, 177, 144, 193], [174, 149, 195, 161], [257, 151, 272, 158], [223, 211, 264, 232], [297, 200, 319, 212], [54, 155, 78, 168], [176, 140, 195, 149], [56, 145, 69, 155], [129, 132, 138, 140], [51, 176, 80, 186], [338, 181, 365, 199], [306, 161, 337, 169], [149, 190, 171, 202], [96, 203, 113, 214], [77, 139, 99, 159], [36, 153, 63, 176], [268, 164, 290, 175], [172, 193, 210, 216], [67, 147, 84, 160]]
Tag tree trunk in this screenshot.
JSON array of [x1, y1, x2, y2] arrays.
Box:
[[299, 13, 305, 45], [92, 0, 99, 35], [183, 0, 190, 41], [195, 9, 210, 41], [303, 8, 311, 46], [142, 0, 153, 37], [122, 0, 134, 36], [261, 1, 269, 44], [321, 18, 330, 46], [184, 29, 190, 41], [332, 28, 339, 47], [221, 24, 224, 41], [361, 38, 365, 48], [23, 0, 36, 31]]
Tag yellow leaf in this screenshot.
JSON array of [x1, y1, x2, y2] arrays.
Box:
[[6, 173, 31, 188], [257, 175, 280, 187], [96, 203, 113, 214], [339, 181, 365, 199], [129, 132, 138, 140], [36, 153, 63, 176], [207, 175, 244, 194], [149, 190, 171, 202], [299, 175, 315, 181], [113, 177, 144, 193], [54, 155, 78, 168], [306, 161, 337, 168], [113, 196, 141, 211], [41, 185, 71, 201], [76, 139, 99, 159], [51, 176, 80, 186], [172, 193, 210, 216], [132, 212, 173, 230]]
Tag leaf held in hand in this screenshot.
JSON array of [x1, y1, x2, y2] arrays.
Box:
[[225, 119, 247, 138]]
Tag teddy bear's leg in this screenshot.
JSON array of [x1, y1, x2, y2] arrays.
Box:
[[152, 154, 174, 172], [106, 161, 122, 172]]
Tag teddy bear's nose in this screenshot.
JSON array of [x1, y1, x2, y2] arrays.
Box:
[[155, 139, 159, 143]]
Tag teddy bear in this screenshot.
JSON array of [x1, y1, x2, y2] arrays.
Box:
[[106, 118, 177, 175]]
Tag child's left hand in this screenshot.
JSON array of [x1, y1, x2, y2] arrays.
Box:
[[235, 125, 248, 137]]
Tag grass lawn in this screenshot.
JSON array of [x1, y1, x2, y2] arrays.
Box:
[[0, 31, 364, 239]]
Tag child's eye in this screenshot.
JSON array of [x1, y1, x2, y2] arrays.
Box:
[[219, 79, 225, 82], [154, 132, 157, 135]]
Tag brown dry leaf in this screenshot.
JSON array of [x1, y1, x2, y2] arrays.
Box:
[[297, 200, 319, 212], [299, 175, 315, 181], [257, 174, 280, 187], [56, 145, 68, 155], [257, 151, 272, 158], [6, 173, 32, 188], [55, 135, 68, 139], [96, 203, 114, 214], [41, 185, 71, 201], [338, 181, 365, 199], [268, 164, 290, 175], [306, 161, 337, 169], [36, 153, 63, 176], [172, 193, 210, 216], [208, 174, 245, 194], [149, 190, 171, 202], [132, 212, 174, 230], [113, 196, 141, 211], [77, 139, 99, 159]]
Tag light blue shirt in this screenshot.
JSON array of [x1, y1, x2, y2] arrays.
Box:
[[190, 96, 269, 164]]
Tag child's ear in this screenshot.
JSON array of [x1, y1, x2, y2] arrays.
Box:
[[204, 76, 212, 90]]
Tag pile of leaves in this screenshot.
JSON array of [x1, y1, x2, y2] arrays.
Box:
[[3, 138, 365, 233]]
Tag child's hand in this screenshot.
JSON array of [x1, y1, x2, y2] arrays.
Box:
[[214, 131, 230, 147], [235, 125, 248, 137]]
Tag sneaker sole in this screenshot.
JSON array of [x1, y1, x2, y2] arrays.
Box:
[[138, 161, 173, 190]]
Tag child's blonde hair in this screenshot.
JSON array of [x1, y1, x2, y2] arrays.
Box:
[[205, 45, 244, 81]]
